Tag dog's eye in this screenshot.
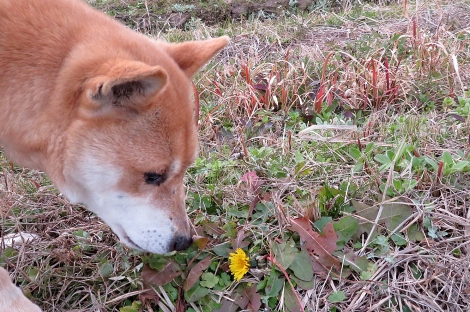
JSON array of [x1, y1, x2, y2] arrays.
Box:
[[143, 172, 164, 185]]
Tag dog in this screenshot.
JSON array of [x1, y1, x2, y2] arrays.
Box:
[[0, 267, 42, 312], [0, 0, 228, 309]]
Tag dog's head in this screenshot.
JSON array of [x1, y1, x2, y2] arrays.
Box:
[[59, 37, 229, 254]]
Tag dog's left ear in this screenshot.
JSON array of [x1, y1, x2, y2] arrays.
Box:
[[163, 36, 230, 77], [85, 60, 168, 116]]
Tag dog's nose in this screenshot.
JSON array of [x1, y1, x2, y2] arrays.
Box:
[[169, 235, 193, 252]]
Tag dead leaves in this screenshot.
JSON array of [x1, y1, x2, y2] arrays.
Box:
[[288, 216, 341, 274]]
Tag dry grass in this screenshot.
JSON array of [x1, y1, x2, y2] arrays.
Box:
[[2, 0, 470, 311]]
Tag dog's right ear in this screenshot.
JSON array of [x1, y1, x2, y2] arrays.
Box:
[[163, 36, 229, 78], [83, 60, 168, 117]]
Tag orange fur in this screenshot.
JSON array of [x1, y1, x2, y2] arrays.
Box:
[[0, 0, 228, 309]]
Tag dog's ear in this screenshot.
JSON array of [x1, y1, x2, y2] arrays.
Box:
[[85, 60, 167, 115], [163, 36, 229, 77]]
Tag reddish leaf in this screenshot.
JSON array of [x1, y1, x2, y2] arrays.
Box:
[[201, 220, 223, 236], [314, 85, 324, 113], [252, 83, 268, 91], [139, 290, 160, 305], [233, 229, 250, 249], [176, 287, 186, 312], [183, 255, 212, 291], [215, 299, 239, 312], [141, 262, 182, 290], [30, 179, 41, 189], [233, 284, 261, 311], [288, 216, 340, 273], [240, 171, 264, 192]]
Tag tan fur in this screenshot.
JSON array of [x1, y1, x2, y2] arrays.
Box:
[[0, 0, 228, 309], [0, 268, 42, 312]]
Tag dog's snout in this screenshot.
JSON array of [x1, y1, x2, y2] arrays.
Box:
[[169, 235, 193, 252]]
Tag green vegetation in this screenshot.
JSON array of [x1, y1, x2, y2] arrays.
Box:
[[2, 0, 470, 311]]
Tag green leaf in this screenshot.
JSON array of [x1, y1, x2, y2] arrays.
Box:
[[423, 157, 438, 171], [328, 291, 346, 303], [148, 254, 168, 271], [99, 261, 114, 278], [284, 285, 302, 312], [391, 233, 407, 246], [184, 281, 210, 302], [120, 301, 141, 312], [333, 216, 359, 248], [352, 200, 414, 241], [374, 154, 391, 165], [265, 270, 284, 297], [27, 267, 39, 281], [200, 272, 219, 288], [272, 240, 296, 270], [452, 161, 469, 171], [410, 263, 422, 279], [218, 272, 231, 286], [349, 147, 362, 160], [407, 224, 424, 242], [212, 242, 231, 257], [442, 151, 453, 165], [360, 263, 378, 280], [353, 162, 364, 172], [290, 248, 314, 282], [294, 150, 305, 164], [314, 216, 333, 232], [340, 251, 369, 273], [291, 275, 315, 290]]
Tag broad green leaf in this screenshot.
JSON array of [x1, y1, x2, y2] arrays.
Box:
[[424, 157, 438, 171], [27, 267, 39, 281], [340, 251, 368, 273], [314, 216, 333, 232], [148, 254, 167, 271], [407, 224, 424, 242], [442, 151, 453, 165], [99, 261, 113, 277], [184, 281, 210, 302], [265, 270, 284, 297], [391, 233, 407, 246], [284, 285, 302, 312], [120, 301, 141, 312], [272, 240, 296, 270], [200, 272, 219, 288], [212, 242, 231, 257], [374, 154, 391, 165], [352, 199, 414, 241], [294, 150, 305, 164], [353, 162, 364, 172], [333, 216, 359, 248], [291, 275, 315, 290], [328, 291, 346, 303], [219, 272, 231, 286], [290, 248, 314, 282], [452, 161, 469, 171], [360, 263, 378, 280], [349, 147, 362, 160]]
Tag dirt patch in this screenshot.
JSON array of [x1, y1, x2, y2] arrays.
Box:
[[92, 0, 316, 29]]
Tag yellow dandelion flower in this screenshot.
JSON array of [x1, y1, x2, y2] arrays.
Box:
[[229, 248, 250, 282]]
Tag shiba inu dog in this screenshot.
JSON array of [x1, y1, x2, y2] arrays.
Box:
[[0, 0, 228, 309], [0, 0, 228, 254]]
